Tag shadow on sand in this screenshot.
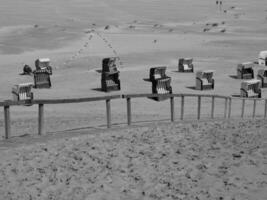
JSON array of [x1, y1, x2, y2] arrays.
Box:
[[143, 78, 151, 82], [95, 69, 102, 73], [229, 75, 238, 79], [186, 86, 197, 90], [91, 88, 105, 92], [231, 94, 241, 97]]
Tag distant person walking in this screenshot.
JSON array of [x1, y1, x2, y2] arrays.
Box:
[[219, 1, 223, 11]]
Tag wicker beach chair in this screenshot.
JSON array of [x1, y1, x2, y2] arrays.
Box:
[[240, 80, 261, 98], [12, 83, 33, 105], [178, 58, 194, 72], [257, 69, 267, 88], [149, 66, 168, 81], [33, 69, 51, 89], [101, 57, 121, 92], [35, 58, 52, 75], [148, 66, 172, 101], [195, 70, 215, 90], [237, 62, 254, 79]]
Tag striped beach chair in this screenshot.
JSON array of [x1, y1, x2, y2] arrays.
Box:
[[152, 77, 172, 101], [148, 66, 172, 101], [101, 57, 121, 92], [240, 80, 261, 98], [33, 69, 51, 89], [12, 83, 33, 105]]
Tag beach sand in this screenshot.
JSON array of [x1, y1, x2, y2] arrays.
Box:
[[0, 119, 266, 200]]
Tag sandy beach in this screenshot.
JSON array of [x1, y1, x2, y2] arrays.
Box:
[[0, 0, 267, 136], [0, 1, 267, 199]]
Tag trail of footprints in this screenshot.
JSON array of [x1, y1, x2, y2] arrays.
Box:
[[64, 29, 122, 67]]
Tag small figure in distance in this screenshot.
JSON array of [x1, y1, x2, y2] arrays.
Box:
[[20, 64, 33, 75], [219, 1, 223, 11], [216, 1, 219, 5]]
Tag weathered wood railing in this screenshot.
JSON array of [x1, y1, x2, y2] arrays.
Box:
[[122, 93, 232, 124], [0, 95, 121, 139], [1, 93, 267, 139]]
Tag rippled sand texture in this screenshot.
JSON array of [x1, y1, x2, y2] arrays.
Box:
[[0, 119, 266, 200]]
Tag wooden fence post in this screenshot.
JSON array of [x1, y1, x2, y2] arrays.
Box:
[[252, 99, 256, 118], [38, 104, 44, 135], [224, 98, 228, 118], [180, 95, 184, 120], [4, 106, 10, 139], [211, 96, 215, 119], [241, 99, 245, 118], [106, 99, 111, 128], [170, 97, 175, 122], [127, 98, 131, 125], [197, 96, 201, 120], [228, 98, 232, 118], [265, 99, 267, 118]]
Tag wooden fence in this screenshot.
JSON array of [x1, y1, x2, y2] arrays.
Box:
[[1, 93, 267, 139]]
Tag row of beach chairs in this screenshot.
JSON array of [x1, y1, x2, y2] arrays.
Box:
[[100, 56, 267, 101], [13, 51, 267, 103]]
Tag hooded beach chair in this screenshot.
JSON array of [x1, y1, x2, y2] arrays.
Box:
[[195, 70, 215, 90], [149, 66, 168, 81], [151, 78, 172, 101], [33, 69, 52, 89], [237, 62, 254, 79], [101, 57, 121, 92], [240, 80, 261, 98], [148, 66, 172, 101], [258, 51, 267, 66], [35, 58, 53, 75], [12, 83, 33, 105], [257, 69, 267, 88], [178, 58, 194, 72]]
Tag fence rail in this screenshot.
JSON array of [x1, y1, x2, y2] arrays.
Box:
[[1, 93, 267, 139]]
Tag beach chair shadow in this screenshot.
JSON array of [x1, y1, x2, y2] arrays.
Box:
[[143, 78, 151, 82], [186, 86, 197, 90], [95, 69, 102, 73], [231, 94, 241, 97], [229, 75, 238, 79], [91, 88, 105, 92]]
